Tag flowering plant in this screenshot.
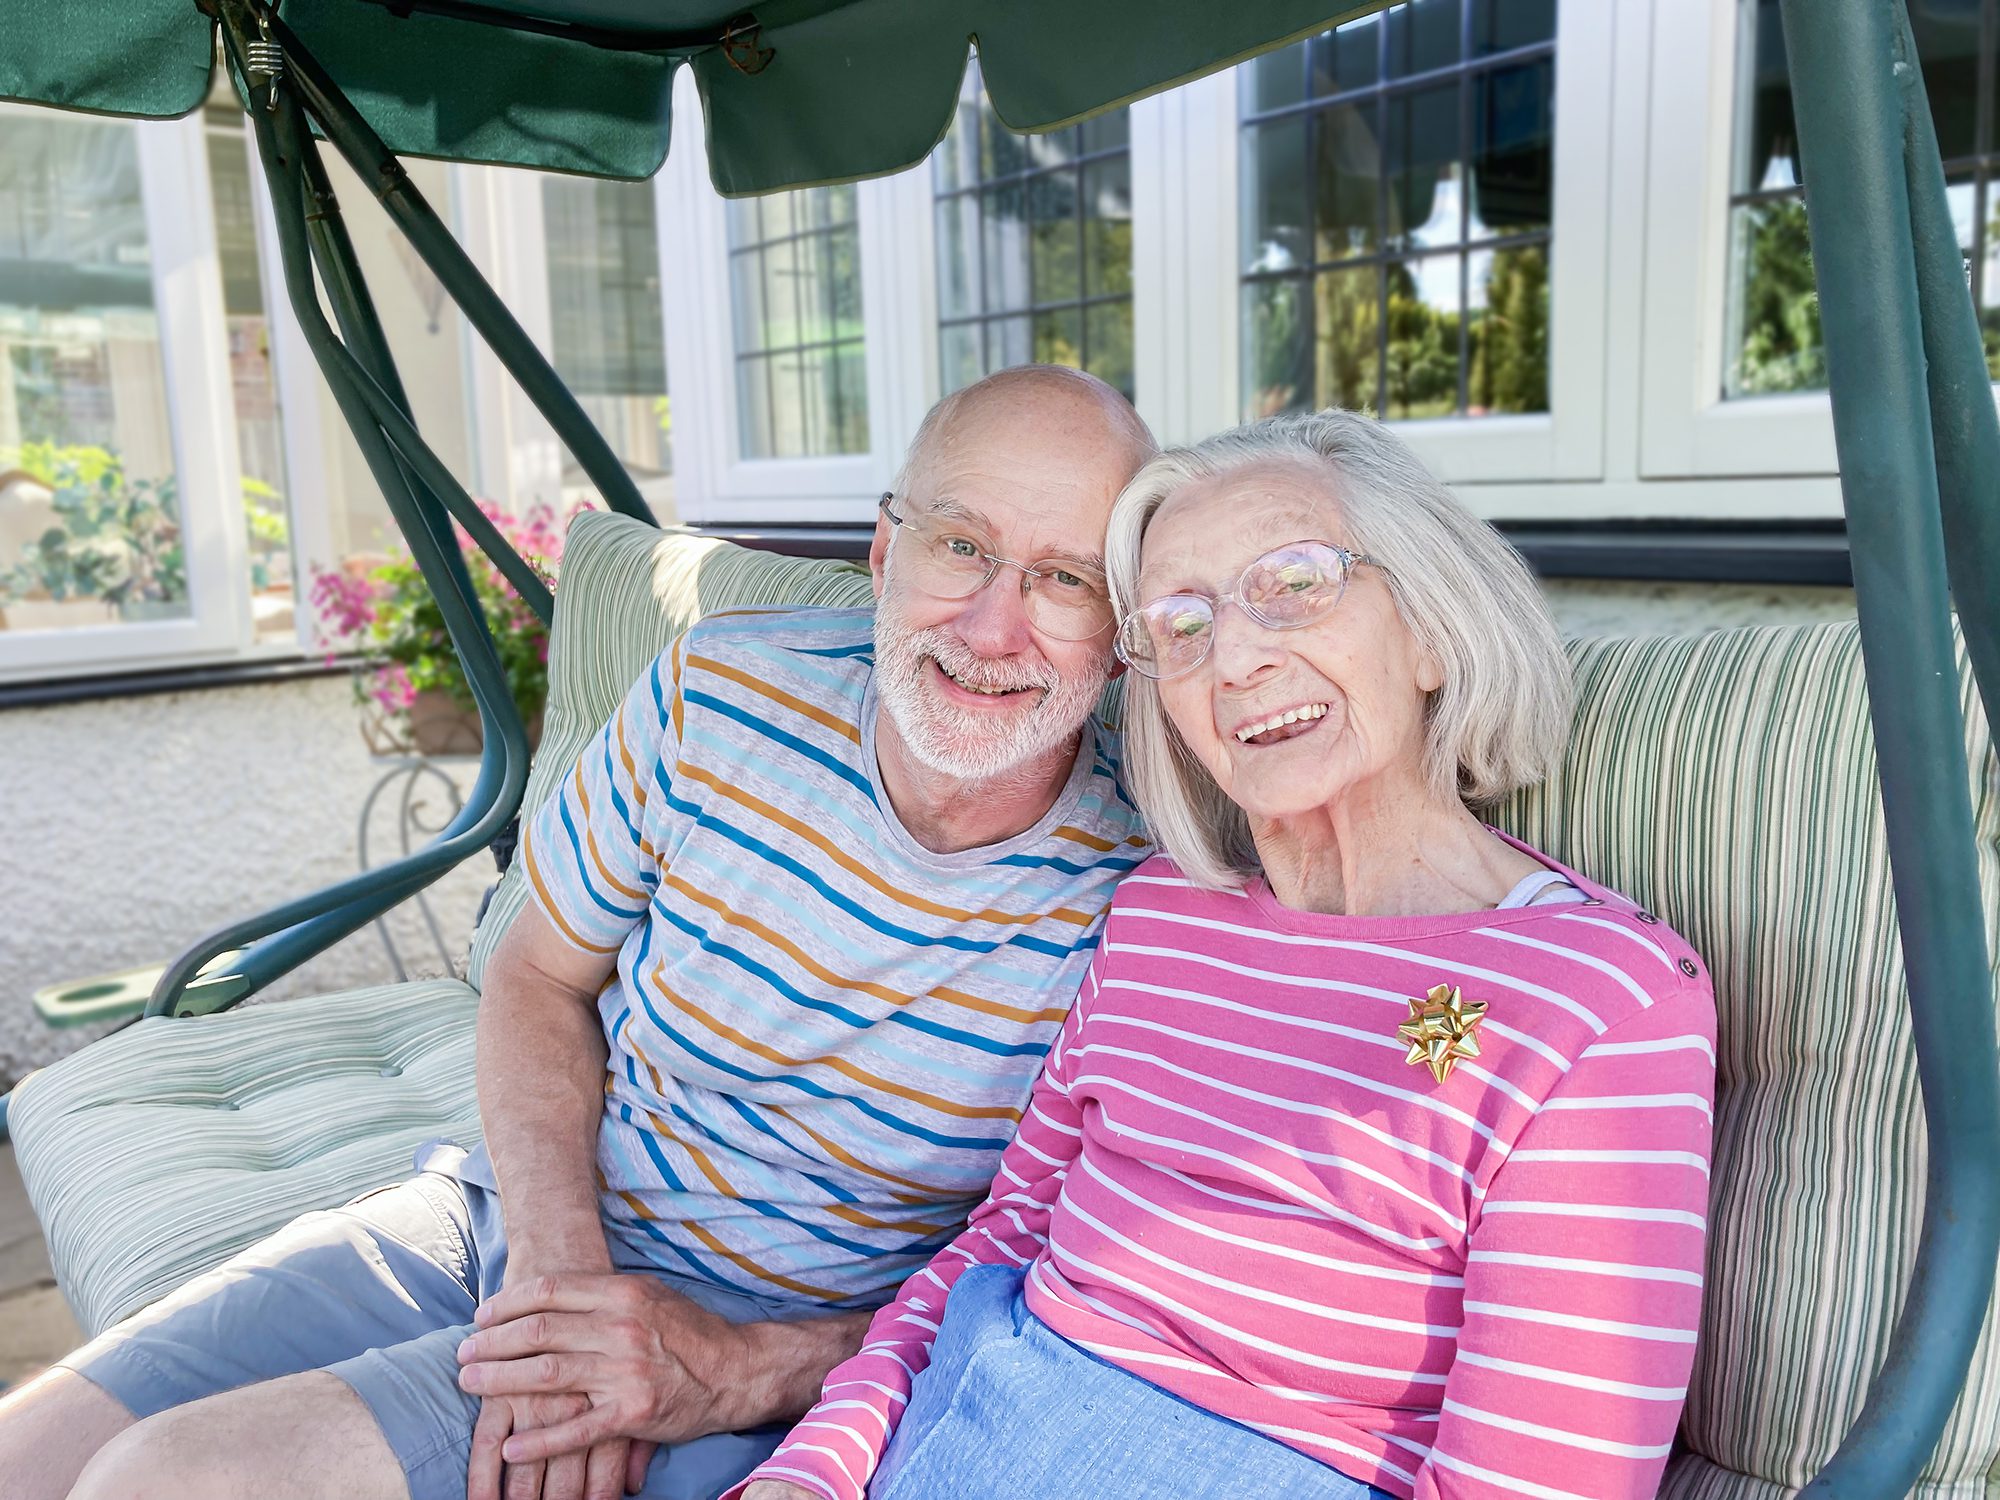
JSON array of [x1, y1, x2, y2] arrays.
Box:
[[311, 500, 585, 749]]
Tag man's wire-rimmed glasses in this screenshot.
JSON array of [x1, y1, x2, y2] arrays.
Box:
[[1114, 540, 1380, 680], [878, 494, 1115, 642]]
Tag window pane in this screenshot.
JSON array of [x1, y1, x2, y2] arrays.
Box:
[[1244, 116, 1311, 273], [1312, 16, 1382, 97], [0, 117, 187, 634], [936, 196, 981, 319], [1084, 158, 1133, 296], [542, 175, 673, 517], [1735, 0, 1799, 192], [1386, 256, 1462, 418], [207, 115, 296, 644], [933, 61, 1132, 390], [1388, 0, 1461, 79], [1723, 197, 1823, 397], [1466, 244, 1549, 413], [1471, 58, 1554, 235], [1387, 84, 1463, 251], [1316, 265, 1382, 412], [1248, 44, 1309, 114], [1029, 169, 1082, 305], [1084, 300, 1135, 400], [727, 186, 866, 457], [1244, 278, 1314, 419], [1471, 0, 1557, 55], [1314, 103, 1382, 261]]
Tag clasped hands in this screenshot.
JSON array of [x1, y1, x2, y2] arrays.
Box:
[[457, 1271, 759, 1500]]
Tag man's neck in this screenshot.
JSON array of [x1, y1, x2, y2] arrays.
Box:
[[873, 721, 1085, 855]]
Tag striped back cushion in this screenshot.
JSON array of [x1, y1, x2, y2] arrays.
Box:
[[1489, 622, 2000, 1498], [465, 512, 875, 988]]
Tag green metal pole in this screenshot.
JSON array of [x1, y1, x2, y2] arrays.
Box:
[[268, 9, 660, 530], [1897, 7, 2000, 746], [150, 16, 534, 1015], [1780, 1, 2000, 1494]]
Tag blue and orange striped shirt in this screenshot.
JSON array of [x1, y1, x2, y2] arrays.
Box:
[[518, 607, 1151, 1306]]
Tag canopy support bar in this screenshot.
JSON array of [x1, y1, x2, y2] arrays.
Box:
[[268, 7, 660, 533], [149, 6, 539, 1016], [1782, 0, 2000, 1493]]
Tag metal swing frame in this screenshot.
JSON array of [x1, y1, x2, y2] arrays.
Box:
[[2, 0, 1995, 1491]]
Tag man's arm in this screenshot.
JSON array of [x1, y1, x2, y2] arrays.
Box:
[[477, 903, 621, 1278]]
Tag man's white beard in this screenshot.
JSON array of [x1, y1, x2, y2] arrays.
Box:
[[873, 581, 1108, 783]]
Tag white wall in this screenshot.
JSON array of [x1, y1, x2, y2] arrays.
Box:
[[1, 674, 491, 1091]]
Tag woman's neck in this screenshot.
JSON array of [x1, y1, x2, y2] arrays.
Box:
[[1251, 781, 1539, 918]]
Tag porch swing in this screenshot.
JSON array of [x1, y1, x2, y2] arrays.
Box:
[[2, 1, 1996, 1494]]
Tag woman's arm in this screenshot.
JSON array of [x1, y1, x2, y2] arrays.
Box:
[[1413, 985, 1716, 1499], [729, 951, 1107, 1500]]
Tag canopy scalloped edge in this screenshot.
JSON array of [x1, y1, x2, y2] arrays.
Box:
[[1, 0, 1383, 191]]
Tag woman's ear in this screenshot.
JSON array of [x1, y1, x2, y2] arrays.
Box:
[[1415, 643, 1446, 695]]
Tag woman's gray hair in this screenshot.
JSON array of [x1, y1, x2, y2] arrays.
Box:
[[1106, 408, 1572, 891]]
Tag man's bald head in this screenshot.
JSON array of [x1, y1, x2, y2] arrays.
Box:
[[894, 365, 1156, 504]]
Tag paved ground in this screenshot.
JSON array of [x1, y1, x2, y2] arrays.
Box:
[[0, 1140, 82, 1391]]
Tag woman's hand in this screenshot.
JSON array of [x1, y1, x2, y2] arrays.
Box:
[[739, 1484, 822, 1500]]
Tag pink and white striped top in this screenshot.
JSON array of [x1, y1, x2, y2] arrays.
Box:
[[745, 844, 1716, 1500]]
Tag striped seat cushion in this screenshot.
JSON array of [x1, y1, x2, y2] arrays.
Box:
[[11, 980, 482, 1335], [1489, 622, 2000, 1499]]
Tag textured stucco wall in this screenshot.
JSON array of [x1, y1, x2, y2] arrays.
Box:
[[2, 675, 493, 1092], [1, 580, 1862, 1092]]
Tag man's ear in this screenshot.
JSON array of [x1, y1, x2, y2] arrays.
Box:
[[868, 510, 893, 599]]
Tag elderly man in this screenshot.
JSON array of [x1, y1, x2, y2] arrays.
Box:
[[0, 365, 1156, 1500]]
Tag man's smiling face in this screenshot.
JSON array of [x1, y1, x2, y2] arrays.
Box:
[[870, 371, 1150, 784]]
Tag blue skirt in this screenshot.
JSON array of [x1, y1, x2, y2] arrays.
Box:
[[870, 1265, 1395, 1500]]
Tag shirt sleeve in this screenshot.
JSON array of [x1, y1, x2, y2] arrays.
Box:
[[1412, 981, 1717, 1500], [517, 636, 683, 956], [731, 947, 1105, 1500]]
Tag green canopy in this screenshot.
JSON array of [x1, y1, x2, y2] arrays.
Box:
[[5, 0, 1367, 191]]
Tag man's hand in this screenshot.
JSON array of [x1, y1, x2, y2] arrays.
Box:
[[466, 1389, 656, 1500], [739, 1485, 823, 1500], [459, 1272, 760, 1461]]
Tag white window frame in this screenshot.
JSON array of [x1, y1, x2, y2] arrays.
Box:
[[0, 110, 256, 683], [1635, 0, 1913, 517], [662, 73, 921, 524], [1143, 1, 1618, 494]]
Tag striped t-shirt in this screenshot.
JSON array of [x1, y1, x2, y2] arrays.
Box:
[[748, 848, 1716, 1499], [517, 607, 1151, 1306]]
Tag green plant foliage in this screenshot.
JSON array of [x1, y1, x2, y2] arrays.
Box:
[[0, 442, 187, 612], [1728, 198, 1826, 395]]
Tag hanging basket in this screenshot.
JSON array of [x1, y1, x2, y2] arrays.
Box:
[[361, 689, 542, 759]]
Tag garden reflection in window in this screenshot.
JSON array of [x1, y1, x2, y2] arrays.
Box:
[[1240, 0, 1554, 422], [0, 115, 187, 633], [931, 61, 1134, 400], [726, 186, 868, 459], [1727, 0, 1994, 395]]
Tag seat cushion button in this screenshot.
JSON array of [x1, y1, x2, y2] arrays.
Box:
[[379, 1065, 403, 1079]]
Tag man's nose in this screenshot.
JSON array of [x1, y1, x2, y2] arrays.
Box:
[[950, 566, 1038, 654], [1210, 599, 1284, 688]]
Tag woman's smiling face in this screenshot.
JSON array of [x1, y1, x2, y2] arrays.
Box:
[[1138, 460, 1444, 824]]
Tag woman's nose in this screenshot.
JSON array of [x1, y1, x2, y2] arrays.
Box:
[[1208, 600, 1285, 687]]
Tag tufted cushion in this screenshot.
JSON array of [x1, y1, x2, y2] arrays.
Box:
[[11, 980, 481, 1334], [1489, 623, 1999, 1500]]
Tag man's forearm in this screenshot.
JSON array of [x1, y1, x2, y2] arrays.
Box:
[[733, 1310, 875, 1428], [476, 953, 612, 1272]]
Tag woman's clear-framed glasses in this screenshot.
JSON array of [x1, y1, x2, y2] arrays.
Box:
[[878, 494, 1115, 643], [1114, 540, 1379, 680]]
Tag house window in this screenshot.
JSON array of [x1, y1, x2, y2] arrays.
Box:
[[1239, 0, 1556, 422], [725, 185, 868, 459], [544, 176, 674, 513], [1726, 0, 1992, 397], [0, 115, 186, 635], [205, 101, 296, 644], [931, 61, 1135, 399]]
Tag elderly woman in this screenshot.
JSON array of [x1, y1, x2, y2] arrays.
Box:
[[738, 411, 1716, 1500]]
